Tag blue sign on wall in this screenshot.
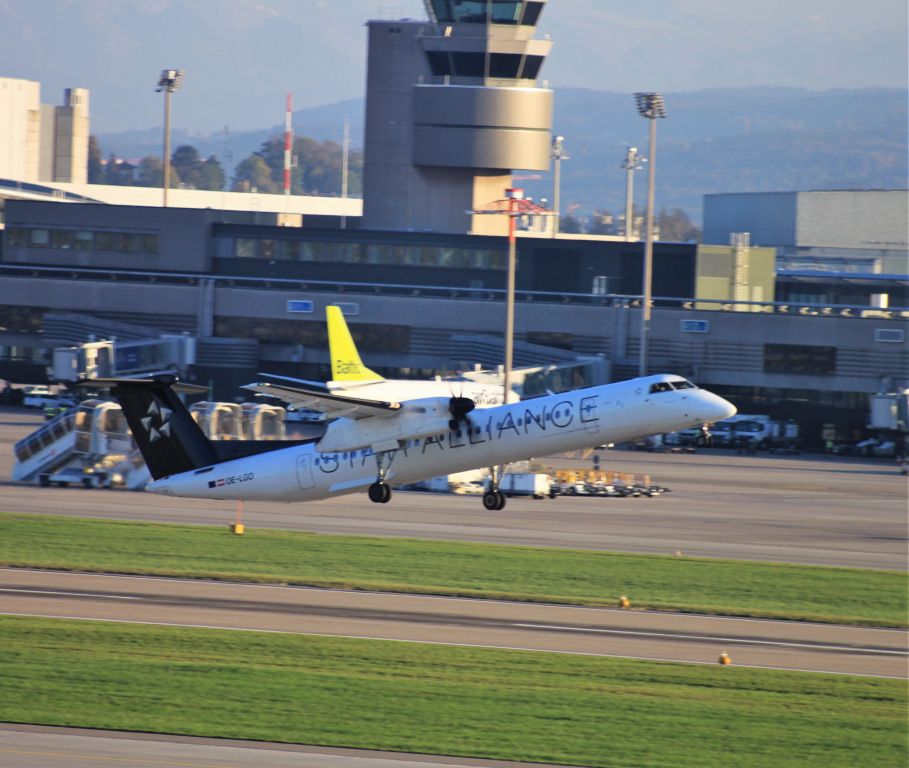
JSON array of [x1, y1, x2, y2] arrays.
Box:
[[287, 300, 314, 314], [681, 319, 710, 333], [333, 302, 360, 316]]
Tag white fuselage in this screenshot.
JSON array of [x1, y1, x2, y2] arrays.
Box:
[[148, 375, 735, 503]]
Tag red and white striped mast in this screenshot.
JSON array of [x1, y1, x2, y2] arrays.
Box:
[[283, 92, 293, 195]]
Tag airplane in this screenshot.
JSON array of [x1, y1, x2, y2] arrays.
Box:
[[93, 373, 736, 511], [244, 306, 507, 411]]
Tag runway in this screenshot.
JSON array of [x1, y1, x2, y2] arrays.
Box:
[[0, 724, 571, 768], [2, 569, 906, 677]]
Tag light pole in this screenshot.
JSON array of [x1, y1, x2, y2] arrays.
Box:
[[550, 135, 568, 237], [156, 69, 184, 207], [634, 92, 666, 377], [621, 146, 645, 241]]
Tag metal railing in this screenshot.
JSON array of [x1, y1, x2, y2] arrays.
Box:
[[1, 263, 906, 320]]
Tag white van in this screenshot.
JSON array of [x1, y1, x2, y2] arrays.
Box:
[[23, 386, 76, 410]]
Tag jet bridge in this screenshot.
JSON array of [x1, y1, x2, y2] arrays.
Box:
[[51, 336, 196, 383]]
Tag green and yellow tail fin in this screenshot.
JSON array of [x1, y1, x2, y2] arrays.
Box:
[[326, 305, 384, 382]]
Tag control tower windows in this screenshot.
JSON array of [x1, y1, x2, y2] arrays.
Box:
[[428, 1, 538, 26], [522, 2, 543, 25], [521, 55, 544, 79], [490, 1, 523, 24], [426, 51, 452, 77], [489, 53, 520, 78], [452, 52, 486, 77], [426, 51, 544, 79], [428, 0, 486, 24]]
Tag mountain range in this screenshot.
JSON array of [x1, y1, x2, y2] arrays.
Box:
[[96, 86, 908, 221]]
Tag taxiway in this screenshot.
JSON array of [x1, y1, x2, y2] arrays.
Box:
[[2, 569, 905, 677]]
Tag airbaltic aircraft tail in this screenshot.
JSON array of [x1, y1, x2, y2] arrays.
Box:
[[327, 306, 384, 383]]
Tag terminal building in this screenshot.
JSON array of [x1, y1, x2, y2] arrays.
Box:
[[0, 1, 907, 448]]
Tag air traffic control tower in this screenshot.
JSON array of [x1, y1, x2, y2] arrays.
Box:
[[362, 1, 553, 236]]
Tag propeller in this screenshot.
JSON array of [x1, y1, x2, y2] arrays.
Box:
[[448, 381, 476, 431]]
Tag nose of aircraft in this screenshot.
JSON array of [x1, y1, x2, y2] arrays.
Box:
[[704, 391, 737, 422]]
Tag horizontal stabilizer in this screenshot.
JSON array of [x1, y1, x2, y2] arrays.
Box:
[[256, 372, 331, 392], [78, 376, 209, 395]]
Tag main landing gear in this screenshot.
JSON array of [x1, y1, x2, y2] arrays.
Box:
[[482, 489, 506, 511], [368, 481, 392, 503], [368, 450, 393, 504], [482, 464, 507, 511]]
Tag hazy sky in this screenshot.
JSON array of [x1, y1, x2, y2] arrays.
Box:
[[1, 0, 906, 132]]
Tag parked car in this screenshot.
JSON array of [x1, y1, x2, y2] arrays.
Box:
[[24, 389, 76, 411], [855, 438, 897, 457]]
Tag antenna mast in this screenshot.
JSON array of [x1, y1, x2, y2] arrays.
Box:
[[284, 93, 293, 195]]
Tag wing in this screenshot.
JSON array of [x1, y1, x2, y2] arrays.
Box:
[[242, 380, 401, 420]]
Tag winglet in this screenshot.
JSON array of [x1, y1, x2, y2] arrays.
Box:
[[327, 306, 384, 383]]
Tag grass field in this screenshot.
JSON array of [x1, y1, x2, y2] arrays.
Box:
[[0, 513, 905, 627], [2, 616, 906, 768]]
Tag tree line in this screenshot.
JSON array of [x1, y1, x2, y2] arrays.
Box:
[[88, 134, 363, 197], [560, 208, 701, 242], [88, 134, 697, 238]]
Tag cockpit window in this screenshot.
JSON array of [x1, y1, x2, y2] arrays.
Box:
[[671, 380, 697, 390], [649, 382, 674, 394]]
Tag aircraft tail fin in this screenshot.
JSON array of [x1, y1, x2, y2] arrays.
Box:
[[326, 305, 384, 383], [92, 376, 218, 480]]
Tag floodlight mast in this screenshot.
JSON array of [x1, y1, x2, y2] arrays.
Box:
[[551, 135, 568, 237], [634, 92, 666, 377], [621, 146, 645, 241], [156, 69, 184, 207]]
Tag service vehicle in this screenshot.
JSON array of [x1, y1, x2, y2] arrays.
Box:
[[496, 472, 551, 499]]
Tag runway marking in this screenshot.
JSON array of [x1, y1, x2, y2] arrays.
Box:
[[1, 611, 904, 679], [512, 623, 909, 656], [0, 746, 234, 767], [0, 588, 140, 600]]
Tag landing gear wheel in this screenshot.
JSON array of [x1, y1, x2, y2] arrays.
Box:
[[482, 490, 506, 511], [368, 482, 391, 503]]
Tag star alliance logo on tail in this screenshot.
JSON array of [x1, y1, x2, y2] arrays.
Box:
[[141, 399, 172, 443]]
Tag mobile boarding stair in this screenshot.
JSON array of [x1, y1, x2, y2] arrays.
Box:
[[12, 400, 144, 488]]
